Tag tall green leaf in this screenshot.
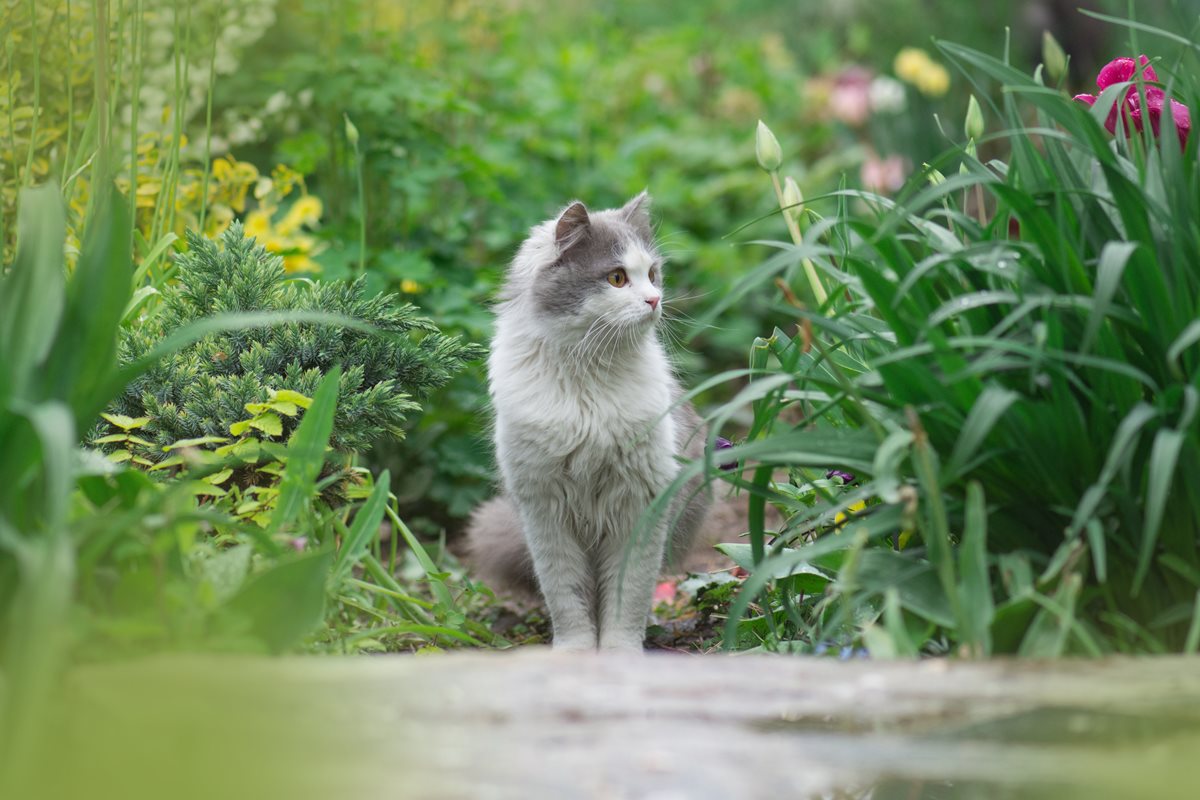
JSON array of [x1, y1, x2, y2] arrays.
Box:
[[270, 367, 341, 532]]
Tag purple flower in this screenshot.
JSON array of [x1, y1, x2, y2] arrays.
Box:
[[825, 469, 856, 485], [1074, 55, 1191, 148], [715, 437, 737, 472]]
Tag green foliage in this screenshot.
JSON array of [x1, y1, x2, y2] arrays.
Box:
[[108, 224, 484, 460], [670, 19, 1200, 657], [0, 187, 500, 794], [0, 183, 132, 785]]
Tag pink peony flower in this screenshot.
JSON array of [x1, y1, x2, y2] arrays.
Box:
[[1074, 55, 1191, 148]]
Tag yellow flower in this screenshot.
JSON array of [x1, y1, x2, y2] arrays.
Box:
[[400, 278, 422, 294], [894, 48, 928, 83], [917, 63, 950, 97], [283, 253, 320, 273], [244, 210, 272, 239], [894, 47, 950, 98], [833, 500, 868, 528], [278, 195, 322, 235]]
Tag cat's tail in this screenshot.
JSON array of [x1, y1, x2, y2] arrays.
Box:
[[462, 496, 540, 598]]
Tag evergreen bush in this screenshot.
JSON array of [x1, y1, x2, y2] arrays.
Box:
[[107, 224, 485, 458]]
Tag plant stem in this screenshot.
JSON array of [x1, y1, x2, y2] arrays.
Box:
[[198, 0, 222, 236], [129, 0, 142, 257], [63, 0, 75, 191], [24, 0, 40, 187], [770, 170, 827, 307], [93, 0, 110, 184]]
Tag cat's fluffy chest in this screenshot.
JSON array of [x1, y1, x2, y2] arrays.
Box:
[[490, 329, 677, 473]]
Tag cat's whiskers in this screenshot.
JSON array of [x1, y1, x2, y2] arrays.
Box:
[[566, 308, 627, 367]]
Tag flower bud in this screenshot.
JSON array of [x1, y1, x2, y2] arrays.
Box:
[[923, 163, 946, 186], [1042, 30, 1067, 85], [344, 113, 360, 148], [964, 95, 984, 142], [755, 119, 782, 172], [781, 176, 804, 225]]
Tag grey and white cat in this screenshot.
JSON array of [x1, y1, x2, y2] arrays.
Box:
[[466, 192, 711, 651]]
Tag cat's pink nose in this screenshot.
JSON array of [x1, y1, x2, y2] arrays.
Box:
[[646, 296, 660, 310]]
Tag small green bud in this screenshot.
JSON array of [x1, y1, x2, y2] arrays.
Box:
[[1042, 30, 1067, 85], [964, 95, 984, 142], [781, 176, 804, 225], [344, 113, 360, 148], [755, 120, 782, 172], [923, 163, 946, 186]]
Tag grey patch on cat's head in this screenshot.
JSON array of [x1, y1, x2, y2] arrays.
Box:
[[533, 194, 659, 317]]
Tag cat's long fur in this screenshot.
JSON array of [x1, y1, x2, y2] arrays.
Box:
[[466, 193, 711, 650]]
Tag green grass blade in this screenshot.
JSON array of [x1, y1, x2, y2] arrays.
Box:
[[332, 470, 390, 583], [270, 367, 341, 532], [1133, 427, 1186, 595], [958, 481, 993, 657], [945, 386, 1018, 481]]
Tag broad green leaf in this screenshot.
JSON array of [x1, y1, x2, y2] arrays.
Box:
[[165, 436, 230, 450], [225, 550, 335, 653], [246, 400, 299, 417], [0, 186, 66, 400], [270, 389, 312, 409], [270, 367, 340, 531], [92, 434, 130, 445], [714, 542, 833, 590], [204, 468, 234, 486], [198, 544, 252, 606], [41, 186, 132, 429], [100, 413, 151, 431], [149, 455, 184, 471], [248, 412, 283, 437]]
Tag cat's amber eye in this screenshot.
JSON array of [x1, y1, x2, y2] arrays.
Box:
[[606, 268, 628, 288], [648, 267, 657, 283]]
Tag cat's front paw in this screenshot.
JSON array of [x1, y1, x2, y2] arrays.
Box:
[[551, 635, 598, 652], [597, 635, 647, 654]]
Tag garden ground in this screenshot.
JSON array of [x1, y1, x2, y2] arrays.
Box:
[[51, 650, 1200, 799]]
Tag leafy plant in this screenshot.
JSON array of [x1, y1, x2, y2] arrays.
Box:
[[664, 17, 1200, 657], [106, 223, 485, 463], [0, 186, 499, 798]]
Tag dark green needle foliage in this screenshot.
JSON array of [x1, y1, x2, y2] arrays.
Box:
[[110, 224, 485, 456]]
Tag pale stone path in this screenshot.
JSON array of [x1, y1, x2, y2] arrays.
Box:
[[57, 651, 1200, 800]]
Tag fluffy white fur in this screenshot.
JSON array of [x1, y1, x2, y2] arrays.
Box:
[[489, 198, 682, 651]]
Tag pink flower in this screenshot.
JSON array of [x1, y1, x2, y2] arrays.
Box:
[[829, 66, 874, 127], [860, 154, 907, 194], [653, 581, 677, 604], [1074, 55, 1191, 148]]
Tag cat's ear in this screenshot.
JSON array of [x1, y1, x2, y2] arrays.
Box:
[[620, 190, 651, 220], [620, 190, 653, 239], [555, 201, 591, 253]]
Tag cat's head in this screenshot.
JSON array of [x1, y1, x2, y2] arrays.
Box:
[[504, 192, 664, 342]]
